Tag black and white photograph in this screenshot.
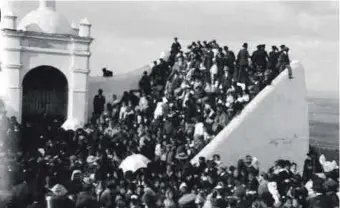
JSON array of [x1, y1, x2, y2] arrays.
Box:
[[0, 0, 338, 207]]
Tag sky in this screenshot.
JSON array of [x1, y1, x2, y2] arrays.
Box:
[[4, 1, 340, 95]]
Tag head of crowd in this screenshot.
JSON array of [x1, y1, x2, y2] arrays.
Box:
[[0, 38, 338, 208]]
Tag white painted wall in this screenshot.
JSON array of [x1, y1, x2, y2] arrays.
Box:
[[0, 29, 92, 124], [191, 61, 310, 172]]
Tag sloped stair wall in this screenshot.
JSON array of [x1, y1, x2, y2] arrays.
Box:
[[191, 61, 310, 172]]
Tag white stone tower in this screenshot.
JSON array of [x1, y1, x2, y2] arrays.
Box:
[[0, 0, 93, 125]]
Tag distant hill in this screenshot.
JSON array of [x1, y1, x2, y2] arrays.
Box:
[[308, 97, 339, 149], [307, 91, 339, 100], [87, 64, 151, 115]]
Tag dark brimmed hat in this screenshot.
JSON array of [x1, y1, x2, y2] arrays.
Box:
[[275, 159, 286, 167], [176, 152, 189, 160], [307, 148, 317, 157], [272, 45, 278, 50], [280, 44, 286, 49], [242, 43, 248, 48]]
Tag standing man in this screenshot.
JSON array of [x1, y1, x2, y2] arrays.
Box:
[[277, 45, 293, 79], [170, 37, 182, 66], [236, 43, 250, 83], [93, 89, 106, 118], [223, 46, 236, 78], [139, 71, 151, 95], [171, 37, 182, 54], [252, 44, 268, 71], [215, 47, 225, 78], [204, 45, 214, 72], [268, 46, 280, 76]]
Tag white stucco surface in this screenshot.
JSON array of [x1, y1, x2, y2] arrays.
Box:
[[0, 1, 93, 124], [17, 3, 75, 35], [191, 61, 310, 172]]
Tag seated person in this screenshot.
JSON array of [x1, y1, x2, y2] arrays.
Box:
[[102, 68, 113, 77]]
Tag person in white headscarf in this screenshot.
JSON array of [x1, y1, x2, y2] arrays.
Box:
[[47, 184, 74, 207], [154, 97, 166, 119]]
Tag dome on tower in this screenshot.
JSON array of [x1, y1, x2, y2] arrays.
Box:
[[17, 1, 75, 35]]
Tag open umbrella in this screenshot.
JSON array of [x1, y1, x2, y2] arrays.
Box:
[[119, 154, 150, 173], [61, 118, 82, 131]]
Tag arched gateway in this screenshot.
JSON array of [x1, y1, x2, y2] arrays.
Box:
[[22, 66, 68, 124], [0, 0, 93, 126]]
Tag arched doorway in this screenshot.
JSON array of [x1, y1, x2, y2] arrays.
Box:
[[22, 66, 68, 126]]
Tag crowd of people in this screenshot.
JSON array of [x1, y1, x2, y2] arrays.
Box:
[[0, 38, 338, 208]]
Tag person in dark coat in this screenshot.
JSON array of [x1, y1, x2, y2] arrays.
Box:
[[170, 37, 182, 66], [139, 71, 152, 95], [274, 160, 291, 196], [204, 46, 214, 72], [251, 44, 268, 71], [268, 45, 280, 74], [102, 68, 113, 77], [128, 91, 139, 107], [277, 45, 293, 79], [171, 37, 182, 55], [75, 184, 98, 208], [150, 61, 159, 82], [303, 149, 323, 182], [236, 43, 250, 83], [223, 46, 236, 76], [93, 89, 106, 117], [215, 47, 225, 77], [99, 181, 116, 208]]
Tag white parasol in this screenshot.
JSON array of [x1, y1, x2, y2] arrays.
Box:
[[61, 118, 83, 131], [119, 154, 151, 173]]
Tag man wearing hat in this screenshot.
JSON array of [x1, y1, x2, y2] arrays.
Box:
[[139, 71, 152, 95], [268, 45, 280, 74], [236, 43, 250, 83], [223, 46, 236, 76], [277, 45, 293, 79], [216, 47, 226, 77], [252, 44, 268, 71], [204, 45, 214, 72], [170, 37, 182, 66], [93, 89, 106, 118], [303, 148, 323, 182]]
